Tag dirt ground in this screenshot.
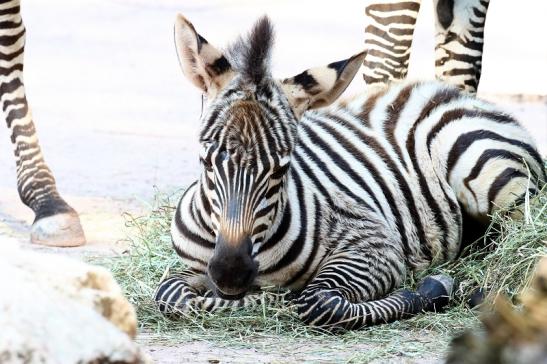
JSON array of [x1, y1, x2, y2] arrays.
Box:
[[1, 0, 546, 363]]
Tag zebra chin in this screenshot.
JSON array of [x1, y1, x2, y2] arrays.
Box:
[[213, 287, 248, 300], [207, 234, 258, 300]]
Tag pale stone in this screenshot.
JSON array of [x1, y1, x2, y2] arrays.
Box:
[[0, 241, 148, 363]]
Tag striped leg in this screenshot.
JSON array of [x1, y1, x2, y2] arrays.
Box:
[[434, 0, 490, 93], [154, 270, 286, 315], [295, 252, 454, 330], [362, 0, 422, 85], [155, 269, 453, 330], [1, 0, 85, 246]]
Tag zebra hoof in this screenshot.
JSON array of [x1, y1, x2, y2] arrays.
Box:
[[467, 287, 485, 308], [31, 212, 86, 247], [417, 274, 454, 312]]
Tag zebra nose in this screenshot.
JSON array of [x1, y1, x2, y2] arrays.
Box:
[[208, 235, 257, 298]]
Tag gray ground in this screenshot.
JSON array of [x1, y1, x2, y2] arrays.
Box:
[[0, 0, 546, 363]]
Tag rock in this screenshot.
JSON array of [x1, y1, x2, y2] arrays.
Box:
[[0, 240, 149, 364]]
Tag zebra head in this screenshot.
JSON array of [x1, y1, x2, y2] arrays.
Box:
[[175, 14, 365, 298]]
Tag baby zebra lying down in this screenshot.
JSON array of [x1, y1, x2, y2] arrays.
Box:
[[154, 15, 545, 330]]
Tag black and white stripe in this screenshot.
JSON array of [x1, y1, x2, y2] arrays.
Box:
[[1, 0, 85, 246], [155, 15, 544, 329], [363, 0, 490, 93]]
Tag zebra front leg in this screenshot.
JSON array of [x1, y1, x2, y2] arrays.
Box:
[[1, 0, 85, 246], [433, 0, 490, 93], [154, 271, 285, 316], [295, 252, 454, 330]]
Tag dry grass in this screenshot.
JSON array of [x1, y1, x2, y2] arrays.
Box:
[[91, 180, 547, 363]]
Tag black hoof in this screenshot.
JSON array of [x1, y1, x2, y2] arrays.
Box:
[[417, 274, 454, 312], [467, 287, 485, 308]]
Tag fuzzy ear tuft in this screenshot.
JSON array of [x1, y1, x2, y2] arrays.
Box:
[[226, 15, 275, 85], [280, 51, 366, 117], [174, 14, 234, 96]]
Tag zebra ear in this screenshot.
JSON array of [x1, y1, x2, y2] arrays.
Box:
[[174, 14, 234, 96], [280, 51, 366, 118]]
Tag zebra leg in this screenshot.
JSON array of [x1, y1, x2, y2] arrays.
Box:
[[1, 0, 85, 246], [362, 0, 422, 85], [433, 0, 490, 93], [154, 271, 285, 316], [295, 252, 454, 330]]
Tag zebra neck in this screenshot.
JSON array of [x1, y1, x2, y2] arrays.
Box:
[[260, 180, 290, 248], [257, 169, 307, 256]]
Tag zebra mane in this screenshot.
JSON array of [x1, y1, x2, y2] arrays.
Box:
[[226, 15, 274, 85]]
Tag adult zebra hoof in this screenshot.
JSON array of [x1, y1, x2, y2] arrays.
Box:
[[31, 211, 86, 247], [417, 274, 454, 312]]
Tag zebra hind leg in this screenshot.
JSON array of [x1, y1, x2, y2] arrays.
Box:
[[433, 0, 490, 93], [1, 0, 85, 246], [362, 0, 422, 86]]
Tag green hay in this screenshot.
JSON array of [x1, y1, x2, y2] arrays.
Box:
[[90, 181, 546, 362]]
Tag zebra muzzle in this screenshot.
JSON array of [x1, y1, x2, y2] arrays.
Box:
[[207, 234, 258, 299]]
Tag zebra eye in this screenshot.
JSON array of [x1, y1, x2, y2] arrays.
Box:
[[270, 162, 290, 180], [200, 156, 213, 172]]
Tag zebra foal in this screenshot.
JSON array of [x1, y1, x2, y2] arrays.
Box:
[[154, 15, 545, 329]]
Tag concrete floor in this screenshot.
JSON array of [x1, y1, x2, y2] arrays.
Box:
[[0, 0, 546, 362]]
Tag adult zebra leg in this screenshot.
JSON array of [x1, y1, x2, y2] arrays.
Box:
[[434, 0, 490, 93], [295, 252, 454, 330], [154, 271, 286, 315], [1, 0, 85, 246], [362, 0, 422, 85]]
